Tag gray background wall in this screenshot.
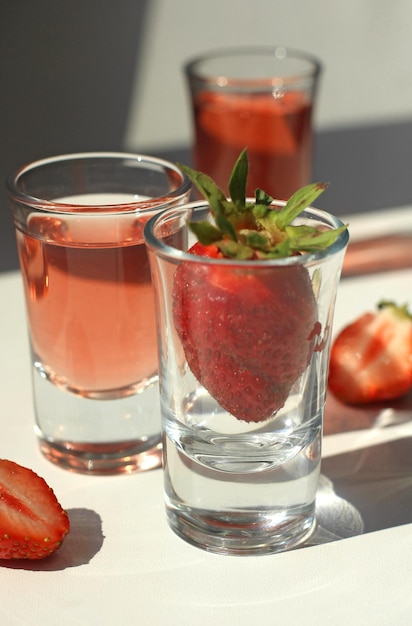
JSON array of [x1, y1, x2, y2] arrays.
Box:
[[1, 0, 147, 271], [2, 0, 412, 271]]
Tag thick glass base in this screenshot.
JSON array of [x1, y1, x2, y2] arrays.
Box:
[[163, 425, 321, 555], [39, 436, 162, 475], [166, 504, 316, 556], [32, 365, 162, 474]]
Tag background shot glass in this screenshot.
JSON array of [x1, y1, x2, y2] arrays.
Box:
[[185, 46, 322, 200], [7, 152, 191, 474], [145, 200, 348, 555]]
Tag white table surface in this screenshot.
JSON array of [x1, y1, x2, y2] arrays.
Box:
[[1, 207, 411, 625]]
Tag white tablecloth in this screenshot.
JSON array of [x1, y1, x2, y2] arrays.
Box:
[[0, 207, 411, 625]]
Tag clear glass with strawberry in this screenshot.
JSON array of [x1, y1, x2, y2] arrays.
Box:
[[145, 150, 349, 555]]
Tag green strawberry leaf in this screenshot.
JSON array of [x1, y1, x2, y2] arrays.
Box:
[[254, 182, 329, 241], [228, 148, 248, 210], [178, 162, 237, 240], [275, 182, 329, 230], [217, 240, 255, 259], [284, 224, 318, 238], [285, 223, 348, 252], [189, 221, 223, 245], [257, 239, 292, 258], [255, 188, 273, 207], [253, 203, 273, 219], [241, 230, 270, 249], [208, 194, 238, 241], [178, 163, 229, 209], [377, 300, 412, 320]]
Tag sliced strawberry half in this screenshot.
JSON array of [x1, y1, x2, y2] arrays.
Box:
[[0, 460, 70, 560], [328, 301, 412, 404]]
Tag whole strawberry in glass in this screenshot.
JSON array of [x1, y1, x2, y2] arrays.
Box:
[[173, 149, 346, 423], [144, 148, 349, 555]]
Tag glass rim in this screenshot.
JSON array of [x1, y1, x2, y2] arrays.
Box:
[[184, 45, 322, 88], [144, 200, 349, 267], [6, 151, 192, 215]]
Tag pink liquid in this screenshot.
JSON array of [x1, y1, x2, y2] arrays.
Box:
[[16, 213, 157, 394], [193, 91, 313, 199]]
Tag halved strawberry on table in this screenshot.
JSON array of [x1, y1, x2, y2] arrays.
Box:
[[0, 459, 70, 560], [328, 301, 412, 404], [173, 149, 347, 423]]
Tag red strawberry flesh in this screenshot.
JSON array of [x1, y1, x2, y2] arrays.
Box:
[[328, 302, 412, 404], [0, 460, 70, 560], [173, 242, 319, 422]]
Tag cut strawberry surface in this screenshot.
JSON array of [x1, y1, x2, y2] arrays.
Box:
[[0, 460, 70, 560], [329, 301, 412, 404], [174, 149, 347, 422]]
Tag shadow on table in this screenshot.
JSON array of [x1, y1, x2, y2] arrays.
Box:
[[324, 387, 412, 437], [320, 436, 412, 535], [0, 508, 104, 571], [308, 389, 412, 546]]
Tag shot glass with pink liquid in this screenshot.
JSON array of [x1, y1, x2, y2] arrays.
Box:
[[7, 152, 191, 474], [185, 46, 321, 200]]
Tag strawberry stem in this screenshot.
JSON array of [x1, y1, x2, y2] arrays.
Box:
[[378, 300, 412, 320], [178, 150, 347, 261]]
